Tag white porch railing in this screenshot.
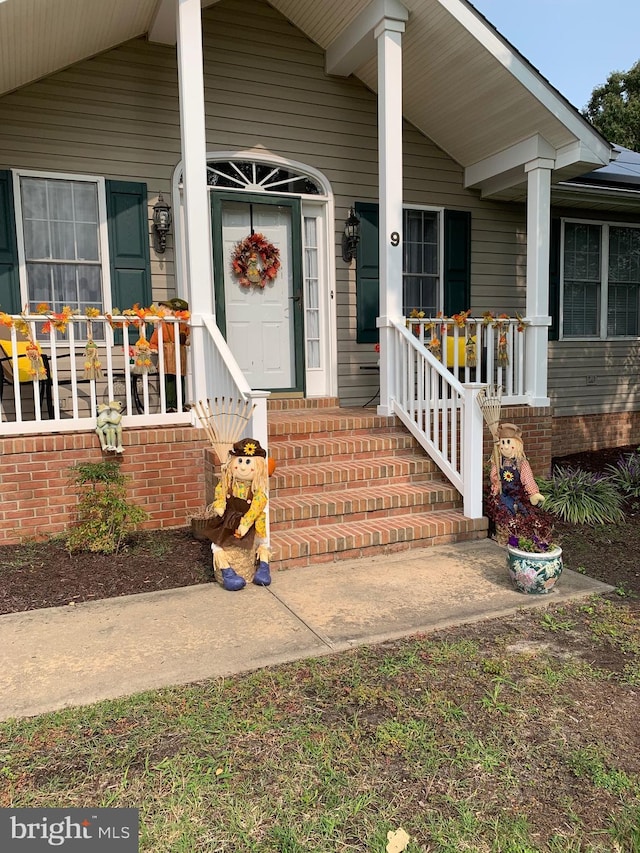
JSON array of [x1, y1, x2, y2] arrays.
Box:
[[390, 319, 484, 519], [0, 313, 193, 436], [0, 313, 271, 449], [406, 315, 528, 404]]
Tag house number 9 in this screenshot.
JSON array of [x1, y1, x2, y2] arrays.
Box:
[[390, 232, 400, 246]]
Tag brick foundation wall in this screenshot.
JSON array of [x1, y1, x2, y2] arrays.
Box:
[[204, 448, 218, 505], [0, 427, 209, 546], [482, 406, 553, 479], [553, 411, 640, 458], [480, 407, 640, 475], [2, 406, 636, 547]]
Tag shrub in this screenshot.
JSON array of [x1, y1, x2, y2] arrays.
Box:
[[606, 449, 640, 498], [64, 461, 147, 555], [538, 466, 624, 525]]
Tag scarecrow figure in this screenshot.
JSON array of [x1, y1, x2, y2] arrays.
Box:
[[202, 437, 271, 591], [83, 337, 102, 380], [150, 298, 190, 412], [490, 422, 544, 515], [245, 252, 262, 285]]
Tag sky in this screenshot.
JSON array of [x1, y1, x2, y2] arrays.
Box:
[[471, 0, 640, 111]]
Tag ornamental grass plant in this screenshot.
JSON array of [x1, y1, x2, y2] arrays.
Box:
[[606, 448, 640, 499], [538, 466, 625, 526]]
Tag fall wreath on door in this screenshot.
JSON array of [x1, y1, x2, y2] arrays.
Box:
[[231, 232, 281, 288]]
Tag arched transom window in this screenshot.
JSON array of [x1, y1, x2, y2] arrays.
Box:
[[205, 160, 322, 195]]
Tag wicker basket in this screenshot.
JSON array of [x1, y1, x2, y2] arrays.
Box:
[[190, 516, 212, 541]]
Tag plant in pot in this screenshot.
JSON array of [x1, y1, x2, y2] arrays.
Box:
[[485, 422, 562, 595], [485, 487, 562, 594]]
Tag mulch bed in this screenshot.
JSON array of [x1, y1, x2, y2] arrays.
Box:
[[0, 528, 213, 616], [0, 445, 639, 615]]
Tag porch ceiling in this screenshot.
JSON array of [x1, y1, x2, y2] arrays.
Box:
[[0, 0, 158, 94], [0, 0, 613, 196]]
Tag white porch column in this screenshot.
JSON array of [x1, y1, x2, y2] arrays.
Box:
[[375, 18, 405, 417], [524, 158, 554, 407], [176, 0, 213, 405], [462, 383, 485, 519]]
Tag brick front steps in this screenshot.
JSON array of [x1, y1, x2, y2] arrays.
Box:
[[267, 399, 487, 571]]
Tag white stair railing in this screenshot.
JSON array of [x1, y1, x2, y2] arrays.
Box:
[[200, 316, 269, 451], [390, 319, 484, 519]]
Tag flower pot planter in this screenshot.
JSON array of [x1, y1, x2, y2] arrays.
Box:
[[506, 545, 563, 594]]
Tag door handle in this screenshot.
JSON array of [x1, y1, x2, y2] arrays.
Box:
[[288, 293, 302, 304]]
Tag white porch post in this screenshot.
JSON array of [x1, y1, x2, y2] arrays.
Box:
[[524, 158, 553, 407], [176, 0, 213, 406], [375, 18, 405, 417], [462, 383, 485, 519]]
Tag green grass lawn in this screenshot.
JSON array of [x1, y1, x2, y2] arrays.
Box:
[[1, 597, 639, 852]]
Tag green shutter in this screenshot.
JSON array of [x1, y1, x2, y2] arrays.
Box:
[[355, 202, 379, 344], [106, 180, 152, 311], [443, 209, 471, 316], [355, 204, 471, 339], [0, 170, 20, 313], [548, 218, 561, 341]]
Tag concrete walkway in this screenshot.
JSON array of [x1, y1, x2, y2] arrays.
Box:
[[0, 539, 612, 721]]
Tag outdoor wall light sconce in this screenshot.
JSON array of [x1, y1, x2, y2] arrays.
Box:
[[342, 206, 360, 263], [153, 193, 172, 254]]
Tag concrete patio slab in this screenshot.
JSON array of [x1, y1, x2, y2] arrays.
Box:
[[269, 539, 613, 647], [0, 539, 613, 721]]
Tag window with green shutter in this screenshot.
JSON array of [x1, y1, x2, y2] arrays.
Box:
[[549, 218, 561, 340], [560, 218, 640, 339], [403, 208, 439, 315], [443, 209, 471, 316], [2, 173, 151, 320], [354, 202, 471, 341], [355, 202, 380, 344], [17, 174, 105, 315]]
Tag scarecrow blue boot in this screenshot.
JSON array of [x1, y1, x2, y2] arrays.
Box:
[[253, 561, 271, 586], [221, 567, 246, 591]]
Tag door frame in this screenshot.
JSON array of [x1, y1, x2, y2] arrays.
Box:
[[210, 191, 305, 393]]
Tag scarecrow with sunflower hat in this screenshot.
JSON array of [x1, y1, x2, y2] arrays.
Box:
[[490, 422, 545, 515], [202, 437, 271, 591]]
